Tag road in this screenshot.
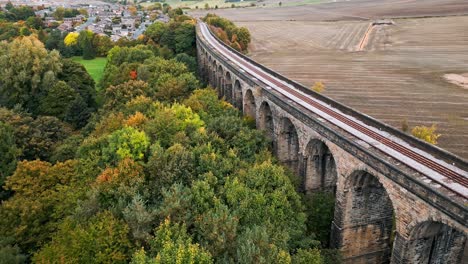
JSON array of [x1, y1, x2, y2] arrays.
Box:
[[75, 17, 96, 32]]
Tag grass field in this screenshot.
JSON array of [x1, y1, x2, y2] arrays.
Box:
[[71, 57, 107, 83]]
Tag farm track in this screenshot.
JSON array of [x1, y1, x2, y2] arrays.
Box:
[[236, 16, 468, 158]]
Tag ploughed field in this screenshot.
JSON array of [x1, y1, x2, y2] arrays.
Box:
[[191, 1, 468, 159]]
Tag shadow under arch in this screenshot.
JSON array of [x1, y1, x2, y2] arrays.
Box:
[[277, 117, 300, 175], [258, 101, 275, 141], [392, 220, 467, 263], [233, 80, 242, 109], [331, 170, 395, 263], [224, 71, 233, 102], [243, 89, 256, 119], [217, 64, 224, 97], [303, 138, 337, 193]]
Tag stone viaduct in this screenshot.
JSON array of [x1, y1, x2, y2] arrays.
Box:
[[196, 23, 468, 263]]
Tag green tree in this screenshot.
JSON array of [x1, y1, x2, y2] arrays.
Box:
[[292, 248, 324, 264], [0, 237, 27, 264], [33, 211, 133, 263], [25, 16, 43, 29], [174, 22, 195, 55], [0, 35, 62, 113], [104, 80, 149, 110], [131, 219, 213, 264], [145, 21, 169, 44], [0, 122, 18, 200], [103, 126, 150, 164], [154, 72, 199, 101], [38, 80, 78, 119], [303, 191, 335, 246], [79, 30, 96, 59], [174, 53, 197, 73]]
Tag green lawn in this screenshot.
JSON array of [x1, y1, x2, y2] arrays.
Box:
[[71, 57, 107, 83]]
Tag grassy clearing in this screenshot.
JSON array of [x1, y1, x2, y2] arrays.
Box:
[[71, 57, 107, 83]]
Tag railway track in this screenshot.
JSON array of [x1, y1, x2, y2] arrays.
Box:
[[199, 22, 468, 199]]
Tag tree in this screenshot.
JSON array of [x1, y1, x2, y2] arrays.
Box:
[[0, 237, 27, 264], [224, 161, 308, 249], [411, 124, 441, 144], [79, 30, 96, 59], [93, 34, 114, 57], [5, 1, 14, 11], [0, 122, 18, 200], [311, 81, 325, 93], [154, 73, 199, 101], [292, 248, 323, 264], [130, 219, 213, 264], [52, 7, 65, 20], [38, 81, 78, 119], [25, 16, 43, 29], [174, 23, 196, 55], [0, 35, 62, 113], [144, 103, 204, 147], [145, 22, 169, 44], [103, 127, 150, 164], [174, 53, 197, 73], [104, 80, 149, 110], [33, 211, 133, 263], [94, 158, 146, 208], [303, 191, 335, 246], [0, 160, 85, 252], [26, 116, 72, 160]]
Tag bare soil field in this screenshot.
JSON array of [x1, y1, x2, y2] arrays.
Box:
[[190, 0, 468, 21], [192, 1, 468, 159]]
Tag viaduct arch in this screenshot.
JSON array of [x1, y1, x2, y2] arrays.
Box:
[[197, 23, 468, 264]]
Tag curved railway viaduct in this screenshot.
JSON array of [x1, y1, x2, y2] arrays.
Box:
[[196, 22, 468, 263]]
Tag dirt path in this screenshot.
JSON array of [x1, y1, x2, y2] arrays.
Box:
[[357, 23, 374, 51]]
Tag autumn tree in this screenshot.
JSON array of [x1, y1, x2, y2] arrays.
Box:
[[411, 124, 441, 144], [0, 35, 62, 113], [64, 32, 79, 46], [311, 81, 325, 93], [33, 211, 133, 263], [131, 219, 213, 264], [104, 80, 150, 110], [0, 160, 86, 252]]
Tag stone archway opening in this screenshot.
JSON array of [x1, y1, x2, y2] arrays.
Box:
[[397, 221, 466, 263], [224, 71, 233, 102], [210, 60, 216, 88], [258, 101, 274, 141], [243, 89, 256, 120], [277, 117, 300, 175], [302, 139, 338, 247], [217, 65, 224, 97], [332, 170, 395, 263], [304, 139, 337, 193], [233, 80, 242, 109]]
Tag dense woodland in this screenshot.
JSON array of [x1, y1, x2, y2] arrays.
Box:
[[0, 7, 339, 264]]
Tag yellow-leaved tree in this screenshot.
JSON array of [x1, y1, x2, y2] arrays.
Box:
[[411, 124, 441, 145], [311, 81, 325, 93], [64, 32, 79, 46]]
